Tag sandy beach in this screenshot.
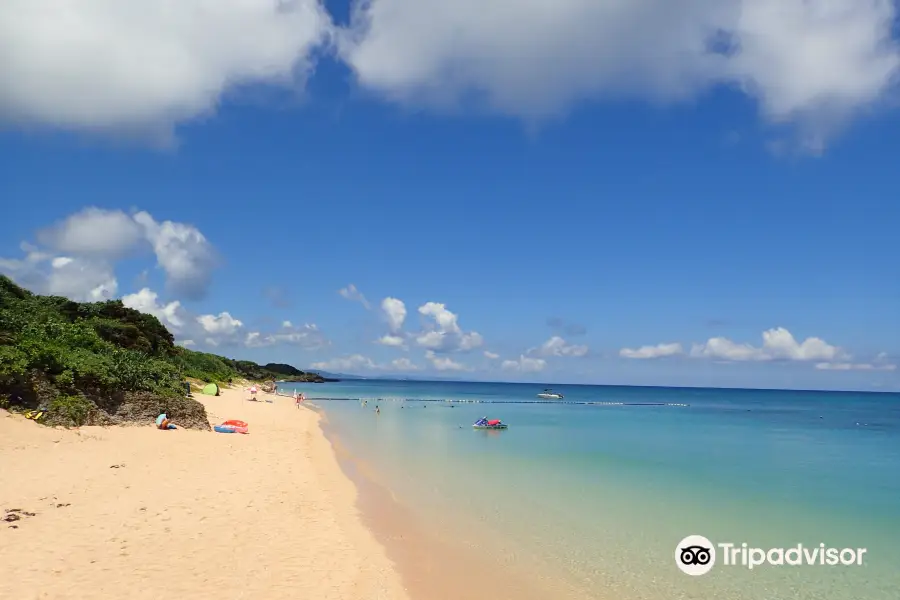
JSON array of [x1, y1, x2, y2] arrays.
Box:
[[0, 386, 410, 600]]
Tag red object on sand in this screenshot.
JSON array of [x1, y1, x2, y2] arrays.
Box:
[[223, 420, 248, 428], [218, 423, 249, 434]]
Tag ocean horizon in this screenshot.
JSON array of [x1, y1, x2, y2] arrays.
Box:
[[282, 378, 900, 600], [305, 374, 900, 395]]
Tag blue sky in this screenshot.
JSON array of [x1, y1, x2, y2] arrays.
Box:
[[1, 0, 898, 391]]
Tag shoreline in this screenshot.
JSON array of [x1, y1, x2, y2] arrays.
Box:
[[0, 386, 409, 600], [320, 423, 552, 600], [316, 407, 598, 600]]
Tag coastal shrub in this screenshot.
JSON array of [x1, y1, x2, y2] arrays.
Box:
[[86, 312, 175, 356], [63, 348, 117, 389], [53, 369, 76, 390], [172, 349, 236, 383], [0, 345, 29, 377], [110, 350, 182, 396], [89, 319, 154, 355], [47, 394, 95, 427], [0, 275, 324, 428]]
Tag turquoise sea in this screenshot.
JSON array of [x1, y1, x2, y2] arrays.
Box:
[[280, 380, 900, 600]]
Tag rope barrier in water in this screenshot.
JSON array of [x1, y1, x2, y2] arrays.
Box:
[[301, 397, 690, 407]]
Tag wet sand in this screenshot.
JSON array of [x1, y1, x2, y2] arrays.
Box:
[[321, 420, 592, 600]]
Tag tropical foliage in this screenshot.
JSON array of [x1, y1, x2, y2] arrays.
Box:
[[0, 275, 324, 427]]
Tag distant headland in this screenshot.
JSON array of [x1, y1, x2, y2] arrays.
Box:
[[0, 275, 336, 428]]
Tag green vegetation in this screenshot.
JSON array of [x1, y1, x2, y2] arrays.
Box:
[[172, 352, 329, 385], [48, 394, 95, 427], [0, 275, 329, 428]]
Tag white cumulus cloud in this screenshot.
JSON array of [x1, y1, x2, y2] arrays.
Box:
[[381, 297, 407, 332], [37, 207, 144, 258], [3, 208, 220, 300], [376, 334, 406, 347], [47, 257, 118, 302], [2, 1, 898, 149], [311, 354, 379, 372], [484, 351, 500, 359], [415, 301, 483, 353], [424, 350, 467, 371], [501, 355, 547, 373], [310, 353, 422, 373], [197, 312, 243, 337], [340, 0, 900, 148], [123, 286, 327, 349], [537, 336, 589, 358], [370, 297, 410, 346], [390, 357, 421, 371], [121, 287, 187, 333], [815, 361, 896, 372], [339, 284, 372, 309], [0, 0, 332, 142], [620, 342, 684, 359], [690, 327, 844, 362], [245, 323, 328, 349], [0, 246, 118, 302], [134, 211, 217, 300]]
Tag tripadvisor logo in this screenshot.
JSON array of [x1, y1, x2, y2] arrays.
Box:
[[675, 535, 867, 576]]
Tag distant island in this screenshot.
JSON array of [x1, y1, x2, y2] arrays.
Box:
[[0, 275, 335, 428], [306, 369, 366, 380], [229, 361, 339, 383]]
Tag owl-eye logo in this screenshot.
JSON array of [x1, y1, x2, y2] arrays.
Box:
[[676, 535, 716, 576]]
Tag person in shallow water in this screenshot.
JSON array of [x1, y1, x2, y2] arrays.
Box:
[[375, 406, 380, 414]]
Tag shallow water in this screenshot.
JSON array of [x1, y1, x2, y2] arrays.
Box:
[[284, 380, 900, 599]]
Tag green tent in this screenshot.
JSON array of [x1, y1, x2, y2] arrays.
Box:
[[201, 382, 219, 396]]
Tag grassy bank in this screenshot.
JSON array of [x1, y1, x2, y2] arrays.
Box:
[[172, 351, 330, 386], [0, 275, 326, 428]]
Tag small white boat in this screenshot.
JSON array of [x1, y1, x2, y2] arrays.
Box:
[[536, 389, 564, 399]]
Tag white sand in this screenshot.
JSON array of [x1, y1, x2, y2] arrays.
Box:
[[0, 386, 410, 600]]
